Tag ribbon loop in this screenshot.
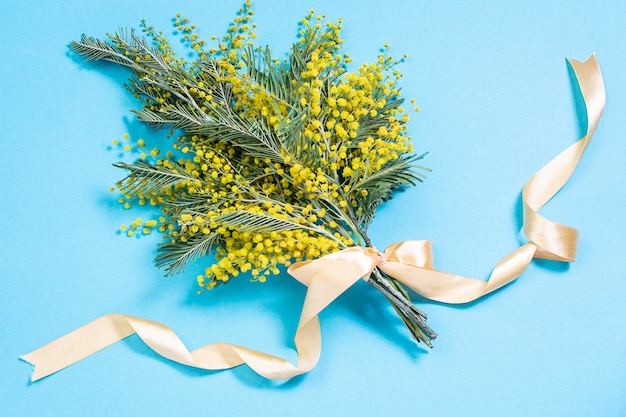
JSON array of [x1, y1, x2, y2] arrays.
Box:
[[380, 55, 604, 302], [523, 55, 604, 261], [382, 240, 434, 269]]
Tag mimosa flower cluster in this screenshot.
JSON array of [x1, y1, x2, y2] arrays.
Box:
[[71, 3, 426, 295]]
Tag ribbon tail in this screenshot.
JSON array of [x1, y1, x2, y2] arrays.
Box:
[[20, 309, 319, 382], [380, 55, 604, 304], [380, 243, 538, 304], [21, 248, 379, 381], [523, 55, 605, 261], [21, 313, 135, 382]]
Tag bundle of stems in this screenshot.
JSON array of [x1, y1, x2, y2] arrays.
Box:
[[70, 2, 436, 346]]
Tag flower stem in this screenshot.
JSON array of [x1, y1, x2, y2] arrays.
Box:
[[348, 220, 436, 346], [367, 268, 437, 347]]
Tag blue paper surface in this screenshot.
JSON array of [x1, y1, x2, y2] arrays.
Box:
[[2, 1, 625, 416]]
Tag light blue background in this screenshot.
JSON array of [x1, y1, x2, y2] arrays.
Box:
[[2, 1, 625, 416]]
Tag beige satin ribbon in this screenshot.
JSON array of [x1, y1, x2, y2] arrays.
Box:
[[22, 55, 605, 382]]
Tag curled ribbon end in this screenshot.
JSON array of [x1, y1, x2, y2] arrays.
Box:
[[19, 354, 42, 383], [566, 53, 597, 67]]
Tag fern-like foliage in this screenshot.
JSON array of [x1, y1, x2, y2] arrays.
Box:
[[156, 232, 221, 276], [113, 160, 195, 195], [215, 210, 301, 233], [73, 6, 429, 285], [70, 34, 136, 67]]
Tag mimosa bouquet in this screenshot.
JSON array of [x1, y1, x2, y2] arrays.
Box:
[[71, 2, 435, 344], [22, 1, 604, 381]]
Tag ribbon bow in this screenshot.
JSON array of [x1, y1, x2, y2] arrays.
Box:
[[22, 55, 605, 382]]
